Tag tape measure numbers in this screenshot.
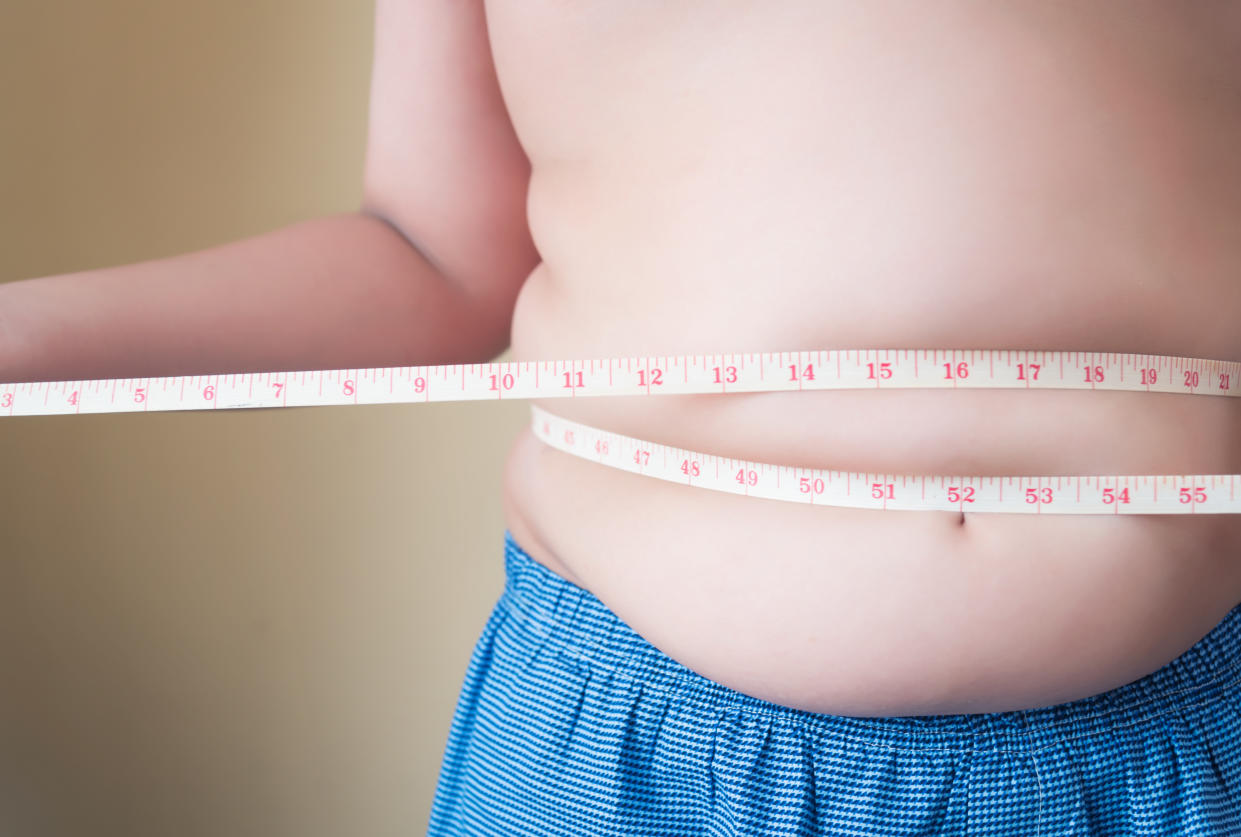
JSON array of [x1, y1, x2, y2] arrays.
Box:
[[532, 405, 1237, 515], [3, 349, 1239, 514]]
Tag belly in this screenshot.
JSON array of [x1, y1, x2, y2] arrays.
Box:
[[489, 0, 1241, 715], [501, 332, 1241, 718]]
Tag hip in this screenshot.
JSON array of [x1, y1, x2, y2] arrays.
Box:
[[431, 529, 1241, 835]]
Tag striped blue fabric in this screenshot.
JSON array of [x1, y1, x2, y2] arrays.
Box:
[[427, 532, 1241, 835]]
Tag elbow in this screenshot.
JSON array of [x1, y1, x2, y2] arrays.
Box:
[[358, 204, 452, 282], [355, 204, 537, 363], [469, 290, 519, 362]]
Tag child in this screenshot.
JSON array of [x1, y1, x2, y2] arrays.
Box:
[[5, 1, 1241, 833]]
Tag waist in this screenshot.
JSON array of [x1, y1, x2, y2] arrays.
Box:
[[504, 271, 1241, 711], [500, 343, 1241, 713]]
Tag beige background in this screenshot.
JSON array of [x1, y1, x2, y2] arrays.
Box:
[[0, 2, 528, 834]]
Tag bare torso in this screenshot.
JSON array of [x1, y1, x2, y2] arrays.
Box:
[[488, 0, 1241, 715]]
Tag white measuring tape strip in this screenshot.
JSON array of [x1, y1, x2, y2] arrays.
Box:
[[3, 349, 1239, 514]]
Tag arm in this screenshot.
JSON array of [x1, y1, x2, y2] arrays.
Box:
[[0, 0, 538, 385]]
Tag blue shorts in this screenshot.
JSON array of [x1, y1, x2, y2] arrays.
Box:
[[427, 531, 1241, 835]]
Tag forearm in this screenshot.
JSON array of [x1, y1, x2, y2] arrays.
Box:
[[0, 212, 510, 384]]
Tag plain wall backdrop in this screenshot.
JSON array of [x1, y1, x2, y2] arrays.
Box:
[[0, 1, 528, 833]]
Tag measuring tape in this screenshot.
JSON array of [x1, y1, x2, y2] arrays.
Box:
[[3, 349, 1239, 514]]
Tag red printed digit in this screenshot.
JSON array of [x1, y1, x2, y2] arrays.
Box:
[[799, 477, 825, 495], [1140, 369, 1157, 385], [563, 371, 584, 389], [134, 387, 146, 403], [594, 439, 609, 455], [1184, 371, 1200, 388], [1025, 487, 1054, 504], [789, 364, 815, 381], [947, 486, 976, 503], [203, 385, 215, 401], [413, 377, 425, 393], [637, 369, 663, 386], [633, 449, 650, 466], [1102, 487, 1131, 505], [2, 392, 13, 408], [1176, 481, 1206, 501], [681, 459, 700, 477], [563, 430, 574, 445], [735, 468, 757, 486], [489, 373, 514, 391], [1016, 364, 1041, 381], [1180, 487, 1207, 503], [1221, 373, 1231, 390], [867, 363, 893, 380], [68, 391, 79, 406], [343, 379, 355, 396], [871, 483, 894, 499], [273, 382, 284, 398], [944, 362, 969, 380], [713, 366, 738, 384], [1084, 366, 1104, 383]]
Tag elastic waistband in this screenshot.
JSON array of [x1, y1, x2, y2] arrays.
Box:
[[500, 530, 1241, 754]]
